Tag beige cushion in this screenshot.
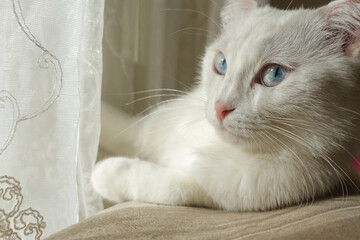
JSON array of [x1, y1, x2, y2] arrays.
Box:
[[46, 195, 360, 240]]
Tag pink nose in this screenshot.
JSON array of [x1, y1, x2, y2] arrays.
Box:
[[215, 102, 235, 122]]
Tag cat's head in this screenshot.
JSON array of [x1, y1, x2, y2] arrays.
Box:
[[202, 0, 360, 156]]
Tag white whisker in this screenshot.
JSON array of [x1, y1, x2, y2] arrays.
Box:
[[136, 98, 189, 117], [169, 27, 216, 40], [286, 0, 295, 10], [125, 94, 185, 106], [163, 8, 221, 31]]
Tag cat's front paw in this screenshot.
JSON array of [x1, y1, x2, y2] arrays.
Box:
[[91, 157, 133, 202]]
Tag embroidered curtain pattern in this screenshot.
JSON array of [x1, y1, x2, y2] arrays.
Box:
[[0, 0, 104, 239]]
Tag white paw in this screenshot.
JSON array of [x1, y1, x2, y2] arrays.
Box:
[[91, 157, 133, 202]]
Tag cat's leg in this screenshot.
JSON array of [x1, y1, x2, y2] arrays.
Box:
[[92, 157, 213, 207]]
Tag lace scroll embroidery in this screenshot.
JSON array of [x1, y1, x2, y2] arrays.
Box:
[[0, 176, 46, 240], [1, 0, 64, 238], [0, 0, 63, 155]]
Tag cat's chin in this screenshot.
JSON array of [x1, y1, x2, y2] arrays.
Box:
[[217, 127, 250, 144]]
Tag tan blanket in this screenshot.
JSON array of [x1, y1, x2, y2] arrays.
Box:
[[46, 195, 360, 240]]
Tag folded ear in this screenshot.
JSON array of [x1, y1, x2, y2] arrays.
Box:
[[321, 0, 360, 57], [220, 0, 258, 26]]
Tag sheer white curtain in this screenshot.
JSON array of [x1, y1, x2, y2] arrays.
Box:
[[0, 0, 104, 239]]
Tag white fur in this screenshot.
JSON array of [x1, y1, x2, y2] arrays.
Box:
[[93, 0, 360, 211]]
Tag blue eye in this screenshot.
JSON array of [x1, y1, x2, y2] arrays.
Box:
[[214, 52, 227, 75], [261, 64, 288, 87]]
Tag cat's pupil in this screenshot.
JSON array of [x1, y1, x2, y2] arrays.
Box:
[[273, 67, 283, 81], [274, 67, 280, 78]]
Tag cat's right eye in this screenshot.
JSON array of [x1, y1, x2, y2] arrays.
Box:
[[213, 52, 227, 75], [260, 64, 288, 87]]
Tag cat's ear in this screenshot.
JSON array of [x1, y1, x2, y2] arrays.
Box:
[[321, 0, 360, 57], [221, 0, 258, 26]]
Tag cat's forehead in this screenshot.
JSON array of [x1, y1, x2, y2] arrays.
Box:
[[238, 7, 314, 39], [212, 7, 321, 67], [221, 7, 314, 45]]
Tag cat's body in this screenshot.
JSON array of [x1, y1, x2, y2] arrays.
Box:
[[93, 0, 360, 211]]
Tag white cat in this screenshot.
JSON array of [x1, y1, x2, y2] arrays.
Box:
[[93, 0, 360, 211]]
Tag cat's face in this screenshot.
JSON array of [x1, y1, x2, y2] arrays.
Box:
[[202, 0, 360, 155]]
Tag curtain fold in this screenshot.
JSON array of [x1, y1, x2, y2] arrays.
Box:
[[76, 0, 105, 221], [0, 0, 104, 239]]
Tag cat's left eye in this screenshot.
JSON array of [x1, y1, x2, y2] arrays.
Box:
[[213, 52, 227, 75], [260, 64, 288, 87]]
